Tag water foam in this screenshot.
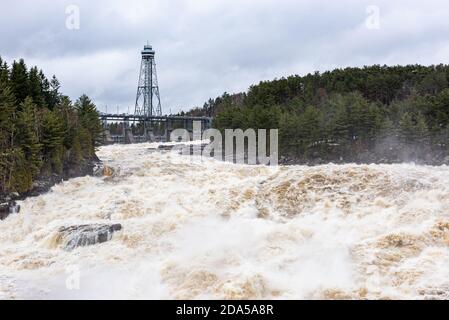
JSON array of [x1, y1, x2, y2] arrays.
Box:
[[1, 143, 449, 299]]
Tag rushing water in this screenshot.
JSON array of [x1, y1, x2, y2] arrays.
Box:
[[1, 142, 449, 299]]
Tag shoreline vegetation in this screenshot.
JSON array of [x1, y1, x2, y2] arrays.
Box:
[[0, 56, 102, 219], [184, 64, 449, 166]]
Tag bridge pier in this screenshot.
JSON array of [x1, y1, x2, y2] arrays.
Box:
[[103, 129, 114, 144], [165, 118, 172, 142], [125, 128, 134, 144]]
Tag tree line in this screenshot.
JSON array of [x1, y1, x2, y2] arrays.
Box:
[[0, 56, 102, 195], [186, 64, 449, 164]]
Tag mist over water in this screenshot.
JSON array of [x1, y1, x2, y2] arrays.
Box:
[[1, 143, 449, 299]]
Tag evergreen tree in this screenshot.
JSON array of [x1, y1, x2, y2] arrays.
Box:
[[399, 112, 429, 146], [298, 105, 321, 155], [0, 82, 16, 149], [0, 82, 18, 193], [48, 75, 61, 109], [0, 57, 9, 85], [3, 148, 32, 193], [9, 59, 29, 104], [28, 66, 45, 106], [16, 97, 42, 176], [41, 110, 64, 174], [75, 94, 103, 154], [432, 88, 449, 128], [39, 69, 50, 108]]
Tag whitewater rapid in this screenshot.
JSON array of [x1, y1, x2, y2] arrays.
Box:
[[1, 143, 449, 299]]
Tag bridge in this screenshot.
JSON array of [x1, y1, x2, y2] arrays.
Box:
[[100, 113, 212, 144], [100, 44, 212, 144]]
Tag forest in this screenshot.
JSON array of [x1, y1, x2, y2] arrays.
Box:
[[0, 56, 102, 196], [186, 64, 449, 164]]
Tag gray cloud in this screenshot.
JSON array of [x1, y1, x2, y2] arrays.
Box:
[[1, 0, 449, 113]]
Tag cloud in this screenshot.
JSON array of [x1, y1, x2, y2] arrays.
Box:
[[1, 0, 449, 113]]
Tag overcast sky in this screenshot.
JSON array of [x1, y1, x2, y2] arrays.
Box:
[[1, 0, 449, 114]]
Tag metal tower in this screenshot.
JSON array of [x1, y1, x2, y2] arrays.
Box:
[[134, 44, 162, 117]]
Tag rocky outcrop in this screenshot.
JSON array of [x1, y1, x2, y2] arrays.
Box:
[[156, 143, 210, 154], [0, 202, 11, 220], [57, 223, 122, 251], [93, 163, 117, 180], [0, 199, 20, 221], [157, 144, 177, 151]]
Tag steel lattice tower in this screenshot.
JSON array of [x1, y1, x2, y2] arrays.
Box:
[[134, 44, 162, 117]]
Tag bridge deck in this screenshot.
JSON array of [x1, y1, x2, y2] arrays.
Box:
[[99, 113, 212, 144], [99, 113, 211, 122]]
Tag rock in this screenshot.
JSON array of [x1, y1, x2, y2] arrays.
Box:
[[0, 202, 10, 220], [57, 223, 122, 251], [0, 200, 20, 221], [102, 165, 115, 177], [93, 163, 105, 176], [157, 144, 178, 151], [93, 163, 118, 179], [10, 202, 20, 214]]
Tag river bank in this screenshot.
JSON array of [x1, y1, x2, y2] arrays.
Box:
[[0, 156, 100, 221]]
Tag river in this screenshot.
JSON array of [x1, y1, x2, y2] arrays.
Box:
[[1, 142, 449, 299]]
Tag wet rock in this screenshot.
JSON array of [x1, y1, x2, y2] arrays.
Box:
[[93, 163, 115, 177], [27, 175, 63, 197], [102, 165, 115, 177], [0, 202, 10, 220], [0, 200, 20, 221], [58, 223, 122, 251], [157, 144, 179, 151], [93, 163, 104, 176]]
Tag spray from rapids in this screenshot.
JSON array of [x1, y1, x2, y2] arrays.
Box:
[[1, 143, 449, 299]]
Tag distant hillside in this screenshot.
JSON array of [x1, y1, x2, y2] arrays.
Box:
[[186, 64, 449, 165]]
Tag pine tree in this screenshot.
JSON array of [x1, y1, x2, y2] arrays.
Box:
[[299, 105, 321, 153], [9, 59, 29, 104], [48, 75, 61, 109], [0, 57, 9, 85], [28, 66, 45, 107], [75, 94, 102, 155], [400, 112, 429, 145], [0, 82, 16, 149], [0, 82, 18, 193], [16, 97, 42, 176], [39, 69, 50, 108], [433, 88, 449, 128], [4, 148, 33, 193], [41, 110, 64, 174]]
